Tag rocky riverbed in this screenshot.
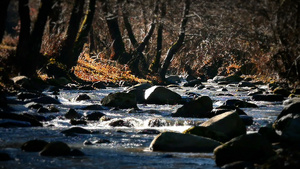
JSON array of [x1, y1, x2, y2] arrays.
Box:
[[0, 75, 299, 168]]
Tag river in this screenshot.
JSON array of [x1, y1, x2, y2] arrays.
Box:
[[0, 81, 283, 168]]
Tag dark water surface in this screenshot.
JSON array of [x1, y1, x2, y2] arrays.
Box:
[[0, 82, 283, 168]]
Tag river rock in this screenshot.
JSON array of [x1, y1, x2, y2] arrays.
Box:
[[126, 83, 152, 103], [183, 126, 227, 142], [213, 133, 276, 167], [144, 86, 181, 105], [172, 96, 213, 118], [30, 96, 61, 104], [70, 149, 85, 156], [70, 119, 87, 125], [0, 112, 42, 127], [273, 114, 300, 143], [85, 112, 105, 121], [148, 118, 168, 127], [21, 140, 49, 152], [0, 152, 11, 161], [40, 141, 71, 156], [258, 126, 280, 143], [149, 132, 221, 152], [273, 87, 291, 97], [108, 119, 133, 127], [17, 92, 41, 100], [81, 104, 106, 110], [200, 111, 246, 142], [25, 102, 43, 109], [251, 94, 284, 101], [221, 161, 255, 169], [276, 100, 300, 120], [74, 94, 91, 101], [61, 127, 92, 134], [238, 81, 256, 87], [211, 106, 247, 116], [183, 79, 202, 87], [166, 75, 181, 84], [65, 108, 81, 119], [101, 92, 137, 109], [92, 81, 106, 89], [223, 99, 258, 108]]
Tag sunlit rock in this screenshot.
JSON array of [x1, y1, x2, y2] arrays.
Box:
[[101, 92, 137, 109], [200, 111, 246, 142], [144, 86, 181, 105], [149, 132, 221, 152]]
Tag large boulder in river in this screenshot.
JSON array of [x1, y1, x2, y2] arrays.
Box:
[[0, 112, 42, 127], [21, 140, 48, 152], [183, 126, 227, 142], [273, 100, 300, 143], [126, 83, 152, 103], [40, 141, 71, 156], [101, 92, 137, 109], [200, 111, 246, 142], [144, 86, 181, 105], [213, 133, 276, 167], [172, 96, 213, 118], [149, 132, 221, 152]]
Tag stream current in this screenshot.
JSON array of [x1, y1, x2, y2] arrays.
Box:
[[0, 82, 283, 169]]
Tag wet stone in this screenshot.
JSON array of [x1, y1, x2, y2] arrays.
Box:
[[21, 140, 49, 152]]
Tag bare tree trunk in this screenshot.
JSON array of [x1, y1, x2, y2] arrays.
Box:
[[58, 0, 85, 68], [150, 1, 166, 73], [160, 0, 190, 81], [121, 2, 138, 48], [16, 0, 30, 73], [72, 0, 96, 68], [127, 23, 156, 76], [0, 0, 10, 43], [25, 0, 53, 76], [101, 0, 128, 63]]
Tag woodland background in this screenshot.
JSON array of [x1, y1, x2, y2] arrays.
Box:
[[0, 0, 299, 86]]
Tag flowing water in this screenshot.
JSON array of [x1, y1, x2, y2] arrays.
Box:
[[0, 82, 284, 169]]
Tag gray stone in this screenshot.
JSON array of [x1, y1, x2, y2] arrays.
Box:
[[144, 86, 181, 105], [149, 132, 221, 152], [101, 92, 137, 109]]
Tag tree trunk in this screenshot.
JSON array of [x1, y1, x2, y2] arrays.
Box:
[[58, 0, 85, 68], [24, 0, 53, 76], [71, 0, 96, 68], [101, 0, 127, 63], [16, 0, 30, 73], [160, 0, 190, 81], [0, 0, 10, 43], [150, 1, 166, 73], [122, 8, 138, 48]]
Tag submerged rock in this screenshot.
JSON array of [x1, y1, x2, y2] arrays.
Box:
[[172, 96, 213, 118], [21, 140, 49, 152], [0, 112, 42, 127], [214, 133, 276, 167], [149, 132, 221, 152], [61, 127, 92, 134], [200, 111, 246, 142], [0, 152, 11, 161], [74, 94, 91, 101], [251, 94, 284, 101], [223, 99, 258, 108], [65, 108, 81, 120], [85, 112, 105, 121], [101, 92, 137, 109], [144, 86, 181, 105], [40, 141, 71, 156]]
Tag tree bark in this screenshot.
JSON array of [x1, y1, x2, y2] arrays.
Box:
[[25, 0, 53, 76], [0, 0, 10, 43], [122, 7, 138, 48], [16, 0, 30, 73], [160, 0, 190, 80], [150, 1, 166, 73], [58, 0, 85, 68], [101, 0, 127, 63], [72, 0, 96, 68]]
